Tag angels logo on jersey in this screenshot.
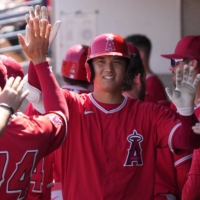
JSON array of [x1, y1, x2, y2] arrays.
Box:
[[105, 35, 116, 51], [124, 130, 143, 166]]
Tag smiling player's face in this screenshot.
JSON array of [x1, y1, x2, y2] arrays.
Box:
[[92, 55, 127, 93]]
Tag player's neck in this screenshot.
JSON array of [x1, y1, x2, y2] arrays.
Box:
[[92, 90, 124, 104]]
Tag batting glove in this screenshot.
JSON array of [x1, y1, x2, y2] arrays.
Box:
[[165, 65, 200, 116], [25, 5, 61, 45]]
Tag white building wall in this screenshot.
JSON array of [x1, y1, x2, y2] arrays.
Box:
[[52, 0, 181, 75]]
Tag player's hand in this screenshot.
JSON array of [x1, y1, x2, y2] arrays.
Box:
[[165, 65, 200, 116], [192, 123, 200, 134], [18, 17, 51, 65], [0, 76, 29, 112], [25, 5, 61, 46]]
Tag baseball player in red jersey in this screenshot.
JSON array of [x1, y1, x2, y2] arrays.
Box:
[[124, 42, 155, 103], [123, 42, 193, 200], [0, 15, 68, 200], [25, 22, 200, 199], [125, 34, 167, 103], [61, 44, 91, 93], [0, 106, 67, 200], [25, 44, 90, 200], [162, 35, 200, 199], [160, 35, 200, 200], [25, 103, 55, 200], [52, 44, 91, 200], [0, 77, 28, 137], [24, 8, 90, 199], [181, 116, 200, 200], [0, 54, 25, 137], [21, 6, 63, 200]]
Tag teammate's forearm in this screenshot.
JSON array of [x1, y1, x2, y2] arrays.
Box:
[[28, 61, 41, 91], [175, 160, 191, 200], [173, 114, 200, 150], [35, 62, 68, 118], [182, 174, 200, 200]]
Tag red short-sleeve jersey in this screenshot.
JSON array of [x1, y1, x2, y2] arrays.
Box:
[[25, 103, 56, 200], [154, 103, 193, 199], [58, 90, 182, 200], [0, 112, 67, 200], [181, 106, 200, 200]]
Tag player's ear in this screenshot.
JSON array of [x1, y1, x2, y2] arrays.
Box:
[[133, 73, 142, 86], [189, 60, 198, 70]]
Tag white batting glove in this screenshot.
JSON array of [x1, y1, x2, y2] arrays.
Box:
[[165, 65, 200, 116], [25, 5, 61, 45]]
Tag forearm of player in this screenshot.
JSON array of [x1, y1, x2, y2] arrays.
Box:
[[28, 61, 42, 90], [172, 114, 200, 150], [35, 62, 69, 118], [175, 160, 191, 200], [182, 174, 200, 200], [181, 149, 200, 199]]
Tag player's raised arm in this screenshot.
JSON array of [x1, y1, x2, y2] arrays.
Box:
[[0, 76, 29, 137], [165, 65, 200, 150], [18, 14, 68, 118]]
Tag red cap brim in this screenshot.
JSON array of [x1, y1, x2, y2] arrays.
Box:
[[161, 53, 186, 59], [87, 52, 130, 61]]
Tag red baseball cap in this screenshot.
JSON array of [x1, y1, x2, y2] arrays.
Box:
[[0, 62, 7, 90], [0, 55, 24, 89], [161, 35, 200, 60], [126, 42, 140, 56]]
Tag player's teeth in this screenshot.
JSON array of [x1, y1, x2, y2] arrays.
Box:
[[104, 76, 113, 79]]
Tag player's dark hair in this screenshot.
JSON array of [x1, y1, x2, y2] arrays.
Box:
[[122, 53, 145, 91], [62, 76, 90, 88], [88, 60, 95, 82], [125, 34, 152, 58]]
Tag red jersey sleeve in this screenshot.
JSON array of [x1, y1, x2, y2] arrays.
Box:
[[173, 151, 192, 199], [182, 149, 200, 200], [27, 61, 69, 119]]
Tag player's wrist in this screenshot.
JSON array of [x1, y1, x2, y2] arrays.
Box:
[[32, 58, 48, 66], [176, 107, 194, 116], [0, 103, 14, 115]]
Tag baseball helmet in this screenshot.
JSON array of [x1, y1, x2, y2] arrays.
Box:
[[126, 42, 140, 56], [61, 44, 89, 81], [0, 54, 24, 89], [85, 33, 130, 82]]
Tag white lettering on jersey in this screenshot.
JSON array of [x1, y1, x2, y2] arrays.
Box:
[[7, 150, 38, 200], [0, 152, 9, 186]]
